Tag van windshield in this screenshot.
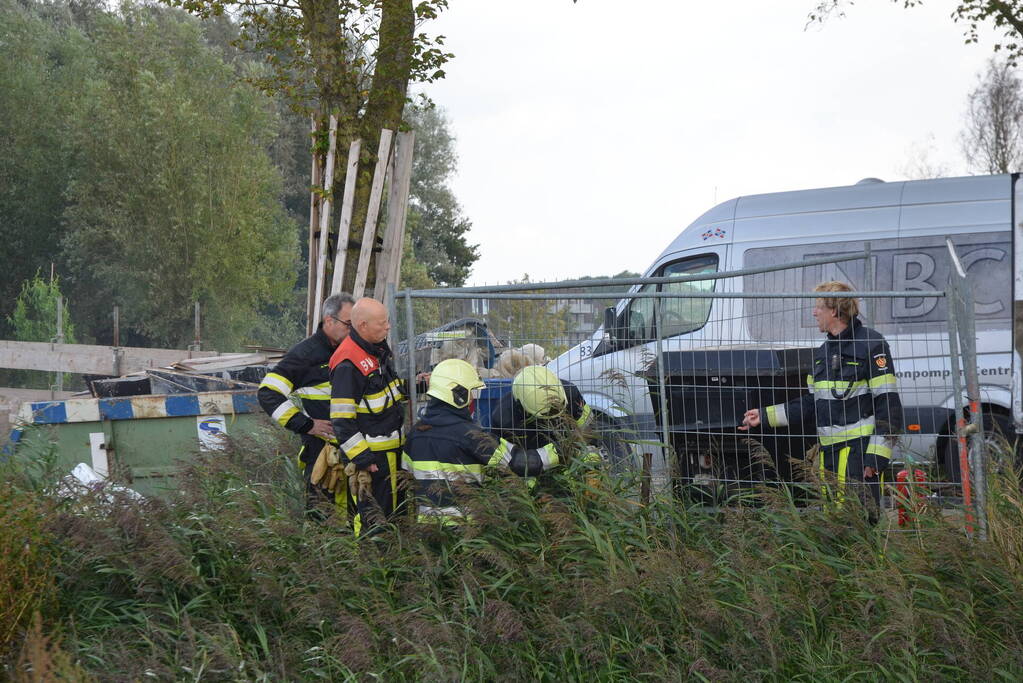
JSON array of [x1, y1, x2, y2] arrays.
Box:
[[658, 255, 718, 338]]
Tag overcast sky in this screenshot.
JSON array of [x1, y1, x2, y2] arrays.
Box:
[[422, 1, 997, 285]]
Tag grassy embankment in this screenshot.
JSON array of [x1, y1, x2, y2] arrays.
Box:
[[4, 426, 1023, 681]]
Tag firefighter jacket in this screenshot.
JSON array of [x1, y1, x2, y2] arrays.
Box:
[[257, 324, 335, 450], [402, 398, 498, 519], [488, 378, 596, 475], [329, 330, 405, 467], [763, 316, 903, 470]]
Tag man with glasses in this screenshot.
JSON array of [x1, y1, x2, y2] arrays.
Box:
[[259, 292, 355, 514]]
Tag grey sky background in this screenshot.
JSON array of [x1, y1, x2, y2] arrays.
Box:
[[424, 1, 996, 285]]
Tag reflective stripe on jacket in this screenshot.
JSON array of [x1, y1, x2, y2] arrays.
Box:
[[257, 325, 335, 443]]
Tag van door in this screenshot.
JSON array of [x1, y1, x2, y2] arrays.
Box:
[[569, 247, 728, 452]]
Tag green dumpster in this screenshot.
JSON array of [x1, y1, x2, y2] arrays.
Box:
[[5, 390, 265, 498]]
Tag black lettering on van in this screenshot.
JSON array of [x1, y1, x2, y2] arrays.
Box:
[[892, 253, 938, 318]]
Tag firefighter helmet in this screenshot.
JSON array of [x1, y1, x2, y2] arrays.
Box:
[[512, 365, 566, 417], [427, 359, 485, 409]]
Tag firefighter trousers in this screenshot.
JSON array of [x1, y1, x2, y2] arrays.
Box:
[[349, 450, 405, 536], [298, 439, 350, 519], [819, 436, 882, 524]]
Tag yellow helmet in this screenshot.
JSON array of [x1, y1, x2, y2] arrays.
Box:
[[512, 365, 566, 417], [427, 359, 485, 408]]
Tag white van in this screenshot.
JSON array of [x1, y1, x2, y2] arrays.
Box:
[[549, 174, 1015, 483]]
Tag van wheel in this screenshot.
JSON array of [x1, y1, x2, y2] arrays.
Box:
[[942, 411, 1018, 483], [592, 414, 635, 475]]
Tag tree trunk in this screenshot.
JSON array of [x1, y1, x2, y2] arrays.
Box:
[[339, 0, 415, 296]]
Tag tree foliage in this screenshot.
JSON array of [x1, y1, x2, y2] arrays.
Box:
[[60, 4, 297, 350], [0, 0, 91, 334], [809, 1, 1023, 65], [962, 58, 1023, 173], [168, 0, 454, 298]]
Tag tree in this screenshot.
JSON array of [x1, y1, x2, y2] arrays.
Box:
[[3, 273, 76, 389], [485, 275, 572, 356], [169, 0, 453, 300], [809, 1, 1023, 64], [0, 0, 92, 331], [962, 58, 1023, 173], [405, 103, 478, 287], [61, 5, 298, 350]]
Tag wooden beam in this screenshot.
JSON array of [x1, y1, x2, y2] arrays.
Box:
[[330, 138, 362, 296], [312, 114, 339, 324], [353, 129, 394, 298], [375, 130, 416, 301], [305, 115, 322, 336], [0, 340, 218, 375]]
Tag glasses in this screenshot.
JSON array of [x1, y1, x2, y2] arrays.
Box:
[[329, 315, 351, 328]]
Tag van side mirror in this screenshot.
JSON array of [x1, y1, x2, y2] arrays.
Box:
[[603, 307, 618, 343]]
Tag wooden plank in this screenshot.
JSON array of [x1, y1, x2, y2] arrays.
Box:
[[330, 138, 361, 296], [374, 142, 401, 301], [312, 114, 339, 323], [0, 340, 218, 375], [353, 129, 394, 298], [375, 130, 416, 300], [305, 115, 322, 336]]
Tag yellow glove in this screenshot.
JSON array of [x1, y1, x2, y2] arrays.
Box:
[[310, 445, 344, 493], [344, 462, 373, 501]]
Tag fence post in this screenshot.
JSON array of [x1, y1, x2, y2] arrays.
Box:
[[863, 242, 874, 325], [945, 284, 974, 535], [404, 290, 417, 413], [651, 292, 672, 485], [54, 295, 64, 396], [947, 239, 987, 540]]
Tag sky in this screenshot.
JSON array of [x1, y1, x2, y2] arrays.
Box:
[[422, 1, 999, 285]]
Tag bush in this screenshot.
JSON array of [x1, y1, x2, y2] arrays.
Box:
[[7, 430, 1023, 679]]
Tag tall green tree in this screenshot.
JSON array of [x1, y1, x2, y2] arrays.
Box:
[[0, 0, 92, 331], [3, 272, 77, 388], [169, 0, 453, 299], [405, 104, 478, 287], [61, 4, 298, 350]]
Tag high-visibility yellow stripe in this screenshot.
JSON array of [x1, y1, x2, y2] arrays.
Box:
[[271, 402, 300, 427], [388, 451, 398, 512], [806, 374, 814, 388], [340, 432, 369, 456], [819, 424, 875, 445], [867, 374, 897, 389], [260, 373, 293, 395], [866, 436, 892, 460], [489, 439, 512, 467], [330, 398, 357, 419], [294, 385, 330, 400], [405, 460, 484, 476], [766, 404, 787, 428], [576, 404, 592, 428], [813, 379, 866, 391]]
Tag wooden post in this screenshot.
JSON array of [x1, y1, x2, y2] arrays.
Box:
[[330, 139, 362, 296], [353, 129, 394, 298], [374, 130, 416, 301], [312, 114, 339, 324], [305, 115, 322, 335]]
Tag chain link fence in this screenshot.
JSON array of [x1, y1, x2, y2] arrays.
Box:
[[392, 245, 998, 533]]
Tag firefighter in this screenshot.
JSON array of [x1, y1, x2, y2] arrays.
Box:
[[329, 297, 406, 534], [258, 292, 355, 514], [401, 359, 496, 523], [488, 365, 602, 485], [740, 281, 903, 521]]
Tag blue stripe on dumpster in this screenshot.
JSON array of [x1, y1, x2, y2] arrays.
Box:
[[165, 394, 199, 416], [100, 398, 135, 420], [28, 401, 68, 424], [233, 393, 259, 413], [2, 428, 23, 456]]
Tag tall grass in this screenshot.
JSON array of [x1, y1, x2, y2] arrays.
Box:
[[6, 429, 1023, 680]]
